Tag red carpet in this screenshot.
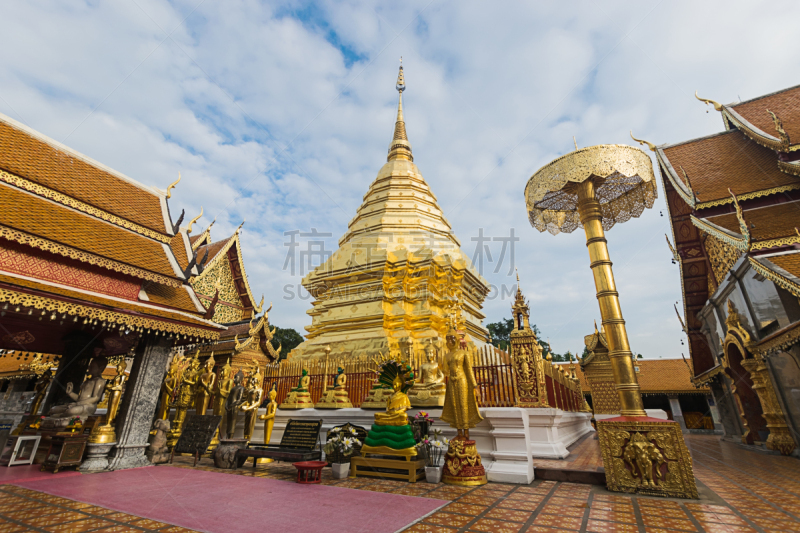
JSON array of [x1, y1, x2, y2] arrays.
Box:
[[16, 466, 447, 533], [0, 464, 81, 484]]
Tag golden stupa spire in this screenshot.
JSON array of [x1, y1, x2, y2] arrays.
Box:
[[388, 57, 413, 162]]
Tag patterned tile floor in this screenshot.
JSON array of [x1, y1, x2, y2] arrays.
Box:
[[533, 433, 603, 472], [0, 435, 797, 533]]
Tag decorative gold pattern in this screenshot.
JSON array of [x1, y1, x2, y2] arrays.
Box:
[[0, 170, 172, 243], [778, 159, 800, 177], [751, 234, 800, 252], [509, 276, 546, 407], [193, 249, 241, 323], [525, 144, 657, 235], [705, 234, 742, 285], [691, 215, 750, 252], [0, 224, 180, 286], [0, 286, 218, 340], [597, 418, 698, 499]]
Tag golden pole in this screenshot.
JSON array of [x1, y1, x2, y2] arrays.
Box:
[[576, 178, 645, 417]]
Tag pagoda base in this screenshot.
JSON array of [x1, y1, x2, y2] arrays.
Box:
[[314, 389, 353, 409], [442, 436, 487, 486], [278, 391, 313, 410], [597, 416, 698, 499]]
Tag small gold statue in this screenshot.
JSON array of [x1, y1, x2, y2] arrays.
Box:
[[259, 383, 278, 445], [195, 353, 216, 415], [157, 355, 184, 420], [211, 360, 233, 447], [169, 352, 200, 443], [408, 341, 446, 407], [441, 324, 487, 486], [240, 362, 264, 441], [89, 359, 128, 444], [359, 360, 417, 456], [315, 367, 354, 409], [278, 366, 313, 409]]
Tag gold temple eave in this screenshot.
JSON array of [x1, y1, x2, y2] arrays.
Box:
[[0, 284, 221, 340], [749, 257, 800, 299]]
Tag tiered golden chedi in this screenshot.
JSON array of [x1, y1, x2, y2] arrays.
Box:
[[289, 64, 491, 361]]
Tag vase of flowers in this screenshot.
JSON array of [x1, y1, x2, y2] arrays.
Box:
[[416, 429, 448, 483], [324, 426, 362, 479]]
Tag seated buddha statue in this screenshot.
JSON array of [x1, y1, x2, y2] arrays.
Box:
[[279, 367, 313, 409], [408, 342, 446, 407], [361, 360, 417, 456], [46, 356, 108, 422], [315, 367, 353, 409]]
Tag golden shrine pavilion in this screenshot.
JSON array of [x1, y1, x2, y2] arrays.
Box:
[[0, 111, 223, 469], [635, 84, 800, 455], [289, 65, 491, 360]]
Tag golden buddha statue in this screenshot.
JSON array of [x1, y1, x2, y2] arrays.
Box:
[[360, 360, 417, 456], [441, 325, 486, 486], [89, 359, 128, 444], [258, 383, 278, 445], [195, 353, 216, 415], [279, 366, 313, 409], [240, 363, 264, 441], [29, 369, 54, 418], [315, 367, 354, 409], [408, 341, 446, 407], [157, 355, 184, 420], [169, 353, 200, 443], [214, 361, 233, 417]]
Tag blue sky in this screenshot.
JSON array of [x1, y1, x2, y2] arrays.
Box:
[[1, 0, 798, 359]]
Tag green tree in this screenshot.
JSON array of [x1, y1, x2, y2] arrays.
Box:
[[270, 326, 304, 360], [487, 319, 514, 351]]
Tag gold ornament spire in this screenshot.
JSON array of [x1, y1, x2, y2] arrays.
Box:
[[388, 58, 413, 162]]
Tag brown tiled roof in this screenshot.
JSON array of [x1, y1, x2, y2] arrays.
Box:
[[661, 130, 796, 205], [769, 252, 800, 278], [573, 359, 708, 394], [0, 183, 179, 281], [0, 117, 167, 235], [0, 273, 212, 327], [703, 201, 800, 243], [141, 281, 202, 314], [170, 234, 190, 270], [731, 85, 800, 146], [196, 239, 229, 264]]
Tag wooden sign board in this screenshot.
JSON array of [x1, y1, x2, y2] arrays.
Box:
[[173, 415, 222, 455], [279, 419, 322, 450]]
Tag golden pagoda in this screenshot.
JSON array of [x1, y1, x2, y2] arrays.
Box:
[[289, 63, 491, 360]]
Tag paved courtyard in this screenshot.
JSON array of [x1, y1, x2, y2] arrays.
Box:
[[0, 435, 796, 533]]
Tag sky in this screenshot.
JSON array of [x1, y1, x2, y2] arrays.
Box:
[[1, 1, 798, 360]]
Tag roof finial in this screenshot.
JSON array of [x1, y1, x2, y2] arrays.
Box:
[[573, 136, 578, 150], [388, 58, 412, 162]]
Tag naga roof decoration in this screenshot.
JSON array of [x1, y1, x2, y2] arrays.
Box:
[[190, 226, 264, 324], [0, 111, 223, 342]]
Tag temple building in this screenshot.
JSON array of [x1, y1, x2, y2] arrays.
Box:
[[640, 84, 800, 455], [289, 65, 491, 360], [0, 111, 223, 469]]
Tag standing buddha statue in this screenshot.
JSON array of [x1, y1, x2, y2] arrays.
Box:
[[89, 359, 128, 444], [195, 353, 216, 415], [408, 341, 446, 407], [169, 352, 200, 443], [258, 383, 278, 445], [441, 325, 487, 486], [224, 370, 245, 439], [157, 355, 184, 421], [240, 362, 264, 441]]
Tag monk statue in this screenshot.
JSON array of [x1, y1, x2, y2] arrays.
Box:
[[408, 341, 446, 407], [440, 324, 487, 486], [89, 359, 128, 444], [195, 353, 216, 415], [240, 363, 263, 441], [315, 366, 354, 409], [224, 370, 245, 438], [258, 383, 278, 445], [157, 355, 184, 420], [47, 356, 108, 421], [279, 366, 313, 409], [360, 360, 417, 456], [214, 360, 233, 420], [29, 369, 54, 417]]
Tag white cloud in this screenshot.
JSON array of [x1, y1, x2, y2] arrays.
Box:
[[1, 0, 798, 359]]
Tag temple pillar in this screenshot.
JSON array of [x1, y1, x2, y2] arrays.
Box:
[[42, 331, 98, 414], [107, 334, 173, 471]]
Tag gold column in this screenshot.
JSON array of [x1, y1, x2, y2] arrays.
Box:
[[576, 179, 645, 417]]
